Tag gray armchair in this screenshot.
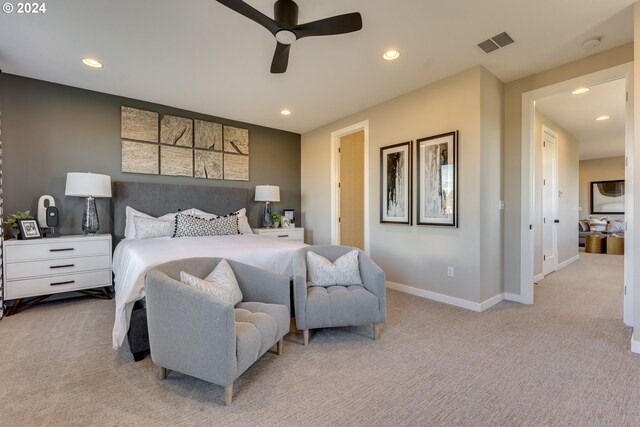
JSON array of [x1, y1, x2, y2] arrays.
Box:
[[293, 246, 386, 346], [144, 257, 290, 405]]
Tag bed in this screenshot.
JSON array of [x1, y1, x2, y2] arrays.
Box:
[[110, 182, 306, 355]]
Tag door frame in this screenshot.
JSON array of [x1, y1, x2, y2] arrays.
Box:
[[520, 63, 633, 326], [541, 125, 559, 277], [330, 120, 370, 254]]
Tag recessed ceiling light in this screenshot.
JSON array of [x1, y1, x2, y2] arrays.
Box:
[[281, 109, 292, 116], [383, 50, 400, 61], [572, 87, 589, 95], [596, 115, 610, 121], [82, 58, 103, 68]]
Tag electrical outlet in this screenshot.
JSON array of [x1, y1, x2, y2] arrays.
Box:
[[498, 200, 505, 210], [447, 266, 454, 277]]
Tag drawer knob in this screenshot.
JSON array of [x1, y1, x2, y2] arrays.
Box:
[[50, 248, 75, 252], [50, 280, 75, 286], [277, 235, 288, 238], [50, 264, 75, 269]]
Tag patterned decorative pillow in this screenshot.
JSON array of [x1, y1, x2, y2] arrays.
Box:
[[607, 218, 625, 233], [133, 216, 174, 239], [173, 212, 239, 238], [578, 220, 590, 232], [306, 250, 363, 287], [191, 208, 253, 234], [180, 259, 243, 306]]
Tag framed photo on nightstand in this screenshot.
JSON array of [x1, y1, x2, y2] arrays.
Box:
[[17, 218, 42, 240], [283, 209, 295, 227]]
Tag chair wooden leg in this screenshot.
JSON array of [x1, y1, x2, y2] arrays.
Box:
[[225, 383, 233, 406], [303, 329, 309, 346], [373, 324, 381, 340], [276, 338, 284, 355], [159, 366, 167, 380]]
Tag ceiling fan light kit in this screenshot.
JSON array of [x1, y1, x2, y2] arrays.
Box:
[[216, 0, 363, 73]]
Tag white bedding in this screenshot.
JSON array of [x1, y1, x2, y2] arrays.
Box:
[[111, 234, 307, 349]]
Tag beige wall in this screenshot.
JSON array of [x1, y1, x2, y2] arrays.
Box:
[[579, 156, 625, 220], [533, 111, 580, 277], [302, 66, 503, 304], [503, 43, 633, 296]]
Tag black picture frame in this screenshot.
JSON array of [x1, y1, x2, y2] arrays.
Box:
[[17, 218, 42, 240], [283, 209, 295, 223], [591, 180, 624, 214], [380, 141, 412, 224], [416, 131, 458, 227]]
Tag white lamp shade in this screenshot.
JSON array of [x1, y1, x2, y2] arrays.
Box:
[[65, 172, 112, 198], [255, 185, 280, 202]]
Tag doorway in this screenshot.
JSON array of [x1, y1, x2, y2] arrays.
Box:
[[338, 130, 365, 249], [520, 63, 633, 326], [541, 126, 559, 276], [330, 121, 370, 254]]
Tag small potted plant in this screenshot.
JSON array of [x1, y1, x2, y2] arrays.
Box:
[[271, 212, 282, 228], [4, 210, 32, 239]]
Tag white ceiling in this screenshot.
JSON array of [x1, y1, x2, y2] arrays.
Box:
[[536, 79, 626, 161], [0, 0, 635, 134]]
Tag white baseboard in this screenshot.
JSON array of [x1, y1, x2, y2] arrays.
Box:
[[386, 281, 505, 313], [632, 332, 640, 354], [558, 254, 580, 270], [504, 293, 522, 303], [533, 273, 544, 283]]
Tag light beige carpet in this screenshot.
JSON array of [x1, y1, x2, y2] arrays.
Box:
[[1, 251, 637, 426]]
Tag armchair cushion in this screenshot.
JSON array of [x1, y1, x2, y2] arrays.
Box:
[[306, 249, 362, 286], [306, 285, 382, 328]]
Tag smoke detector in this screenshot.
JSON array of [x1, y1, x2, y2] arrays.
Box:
[[582, 37, 601, 50]]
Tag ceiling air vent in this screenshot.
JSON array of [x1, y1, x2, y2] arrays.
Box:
[[477, 31, 515, 54]]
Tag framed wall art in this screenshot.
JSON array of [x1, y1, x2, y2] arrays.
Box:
[[591, 180, 624, 214], [417, 131, 458, 227], [380, 141, 412, 224]]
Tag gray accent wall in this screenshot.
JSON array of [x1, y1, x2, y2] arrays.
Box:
[[0, 73, 301, 235]]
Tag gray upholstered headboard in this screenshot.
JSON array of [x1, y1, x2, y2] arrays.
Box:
[[112, 181, 250, 245]]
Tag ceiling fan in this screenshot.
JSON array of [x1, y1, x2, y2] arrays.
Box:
[[216, 0, 363, 73]]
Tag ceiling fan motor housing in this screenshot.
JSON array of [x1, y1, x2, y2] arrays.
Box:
[[274, 0, 298, 26]]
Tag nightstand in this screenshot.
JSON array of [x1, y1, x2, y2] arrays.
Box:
[[3, 234, 113, 315], [253, 227, 304, 242]]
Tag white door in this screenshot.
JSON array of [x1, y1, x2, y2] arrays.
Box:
[[542, 126, 558, 276]]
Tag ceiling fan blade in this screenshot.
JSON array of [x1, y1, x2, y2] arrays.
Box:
[[216, 0, 281, 35], [271, 42, 291, 74], [294, 12, 362, 39]]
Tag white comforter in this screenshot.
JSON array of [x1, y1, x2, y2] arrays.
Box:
[[111, 234, 307, 349]]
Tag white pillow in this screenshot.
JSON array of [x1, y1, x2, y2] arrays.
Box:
[[124, 206, 177, 239], [133, 216, 174, 239], [179, 259, 243, 306], [306, 250, 362, 287]]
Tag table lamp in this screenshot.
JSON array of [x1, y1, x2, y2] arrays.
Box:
[[255, 185, 280, 228], [65, 172, 112, 235]]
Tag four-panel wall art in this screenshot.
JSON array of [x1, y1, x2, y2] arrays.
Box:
[[121, 106, 249, 181], [380, 131, 458, 227]]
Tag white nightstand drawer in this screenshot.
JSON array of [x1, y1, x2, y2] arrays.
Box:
[[5, 238, 110, 262], [6, 270, 112, 300], [6, 255, 111, 280], [255, 228, 304, 241]]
